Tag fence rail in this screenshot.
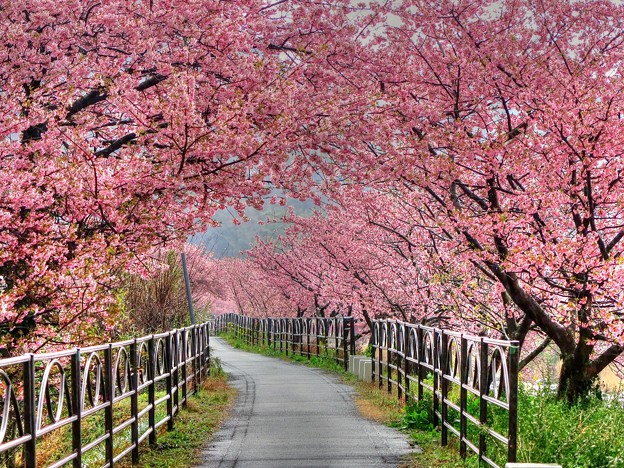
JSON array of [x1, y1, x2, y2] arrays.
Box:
[[0, 322, 211, 467], [211, 313, 356, 370], [372, 320, 519, 468]]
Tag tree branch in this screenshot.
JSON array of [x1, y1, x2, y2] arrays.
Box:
[[95, 132, 137, 157], [589, 343, 624, 375], [519, 337, 551, 371], [67, 88, 108, 118]]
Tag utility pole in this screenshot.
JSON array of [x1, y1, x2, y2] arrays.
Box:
[[181, 252, 196, 325]]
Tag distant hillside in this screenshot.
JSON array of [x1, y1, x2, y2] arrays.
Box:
[[190, 198, 318, 258]]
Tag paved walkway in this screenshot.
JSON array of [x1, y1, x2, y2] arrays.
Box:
[[197, 338, 412, 468]]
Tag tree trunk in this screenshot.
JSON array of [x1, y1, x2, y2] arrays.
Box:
[[486, 267, 618, 404], [557, 358, 598, 404], [557, 337, 597, 404]]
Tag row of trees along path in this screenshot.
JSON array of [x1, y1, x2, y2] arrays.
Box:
[[2, 0, 624, 404]]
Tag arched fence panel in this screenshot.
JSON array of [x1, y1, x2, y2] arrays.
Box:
[[0, 322, 212, 467], [212, 314, 356, 371], [371, 319, 519, 468]]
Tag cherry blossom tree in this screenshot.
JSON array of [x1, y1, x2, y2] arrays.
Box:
[[0, 0, 377, 353], [205, 257, 293, 318], [250, 0, 624, 402], [340, 0, 624, 402], [249, 192, 516, 338]]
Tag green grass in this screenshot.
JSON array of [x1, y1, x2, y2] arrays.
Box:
[[348, 379, 465, 468], [120, 369, 235, 467], [513, 388, 624, 468], [363, 379, 624, 468], [223, 332, 347, 374]]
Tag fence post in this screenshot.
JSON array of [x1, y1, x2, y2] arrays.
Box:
[[306, 318, 311, 359], [181, 329, 188, 407], [328, 318, 333, 360], [334, 317, 339, 361], [71, 349, 82, 468], [440, 333, 449, 446], [23, 354, 36, 468], [371, 322, 377, 383], [130, 339, 140, 464], [403, 325, 410, 400], [148, 336, 156, 445], [104, 345, 115, 466], [254, 319, 258, 346], [508, 341, 519, 463], [195, 325, 208, 382], [287, 319, 291, 356], [316, 318, 321, 357], [173, 332, 180, 414], [387, 323, 392, 395], [417, 326, 424, 402], [267, 319, 272, 348], [397, 325, 403, 401], [204, 325, 211, 378], [280, 320, 284, 354], [203, 326, 210, 378], [165, 332, 174, 431], [460, 335, 468, 460], [342, 318, 348, 371], [191, 325, 201, 393], [479, 339, 489, 463], [432, 330, 439, 428], [378, 323, 384, 390]]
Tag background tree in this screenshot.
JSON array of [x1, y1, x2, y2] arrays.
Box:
[[118, 245, 216, 336], [197, 257, 293, 318]]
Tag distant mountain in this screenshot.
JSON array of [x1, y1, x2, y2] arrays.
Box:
[[190, 197, 318, 258]]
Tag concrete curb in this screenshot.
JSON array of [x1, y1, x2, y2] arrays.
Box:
[[348, 354, 373, 382]]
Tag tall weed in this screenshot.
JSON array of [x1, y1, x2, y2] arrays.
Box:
[[515, 388, 624, 467]]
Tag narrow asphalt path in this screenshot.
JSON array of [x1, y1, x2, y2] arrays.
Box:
[[197, 337, 413, 468]]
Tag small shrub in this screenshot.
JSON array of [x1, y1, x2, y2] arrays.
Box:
[[402, 398, 435, 431], [209, 354, 225, 377]]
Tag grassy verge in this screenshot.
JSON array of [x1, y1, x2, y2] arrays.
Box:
[[118, 369, 236, 467], [221, 332, 624, 468], [351, 379, 463, 468]]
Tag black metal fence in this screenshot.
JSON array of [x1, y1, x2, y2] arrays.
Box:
[[211, 313, 356, 370], [372, 320, 519, 468], [0, 322, 211, 467]]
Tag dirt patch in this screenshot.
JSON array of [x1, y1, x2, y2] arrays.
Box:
[[202, 376, 233, 393], [355, 394, 393, 423], [348, 380, 405, 428]]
